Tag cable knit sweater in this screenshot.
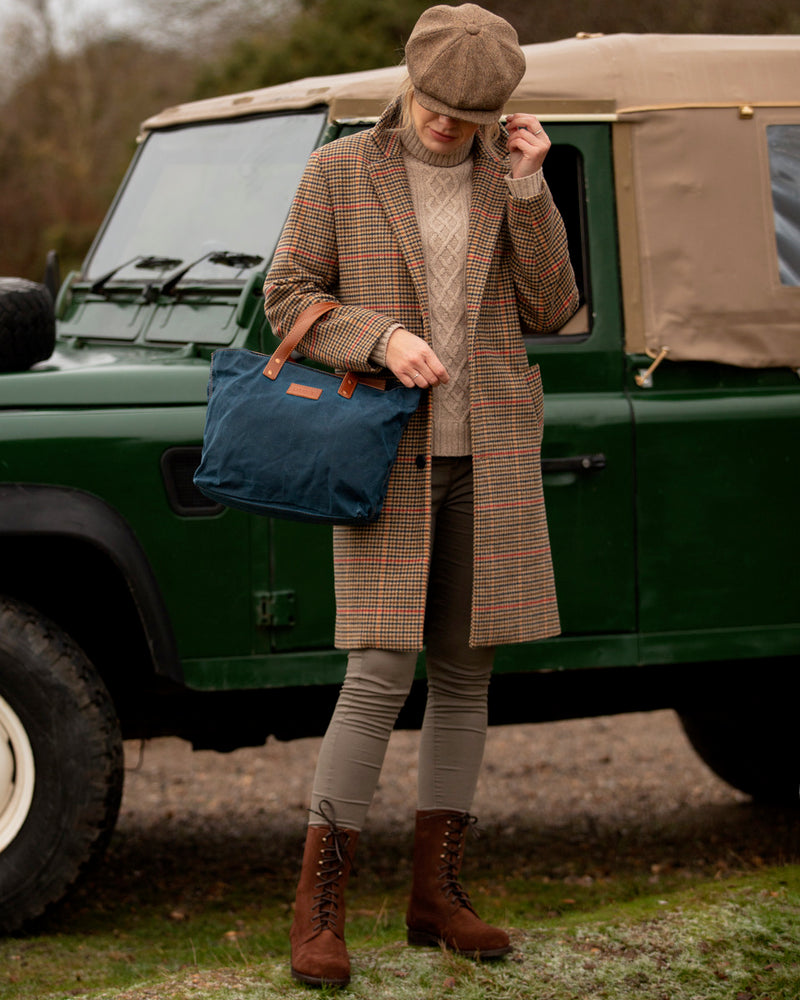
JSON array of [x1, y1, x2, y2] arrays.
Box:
[[373, 124, 544, 456], [403, 125, 473, 455]]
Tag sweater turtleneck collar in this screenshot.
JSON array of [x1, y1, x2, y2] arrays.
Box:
[[399, 124, 475, 168]]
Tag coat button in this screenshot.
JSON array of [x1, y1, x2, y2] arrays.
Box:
[[415, 455, 426, 470]]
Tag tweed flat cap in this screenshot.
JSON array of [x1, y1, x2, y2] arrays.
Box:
[[405, 3, 526, 124]]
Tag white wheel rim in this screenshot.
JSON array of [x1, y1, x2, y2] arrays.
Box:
[[0, 694, 36, 853]]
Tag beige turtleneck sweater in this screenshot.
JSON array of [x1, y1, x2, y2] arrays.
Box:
[[372, 125, 544, 456], [402, 125, 474, 455]]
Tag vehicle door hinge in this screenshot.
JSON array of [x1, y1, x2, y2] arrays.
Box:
[[255, 590, 296, 628]]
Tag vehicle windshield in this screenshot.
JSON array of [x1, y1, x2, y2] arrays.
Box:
[[82, 110, 327, 284]]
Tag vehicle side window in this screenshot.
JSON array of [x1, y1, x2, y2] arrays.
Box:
[[540, 144, 589, 339], [766, 124, 800, 286]]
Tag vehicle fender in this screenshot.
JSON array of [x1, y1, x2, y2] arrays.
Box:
[[0, 483, 182, 682]]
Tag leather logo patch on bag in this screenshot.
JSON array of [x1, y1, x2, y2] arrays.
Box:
[[287, 383, 323, 400]]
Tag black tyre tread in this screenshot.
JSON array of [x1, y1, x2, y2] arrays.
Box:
[[678, 707, 798, 807], [0, 597, 123, 933], [0, 277, 56, 372]]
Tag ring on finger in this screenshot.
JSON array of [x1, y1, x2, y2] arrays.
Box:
[[533, 128, 543, 135]]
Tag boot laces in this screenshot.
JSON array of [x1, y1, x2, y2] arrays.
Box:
[[309, 800, 353, 933], [438, 812, 479, 914]]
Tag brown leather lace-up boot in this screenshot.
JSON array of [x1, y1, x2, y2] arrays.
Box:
[[290, 802, 359, 987], [406, 809, 511, 958]]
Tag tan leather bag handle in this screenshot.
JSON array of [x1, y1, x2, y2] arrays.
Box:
[[263, 301, 338, 381], [262, 301, 388, 399]]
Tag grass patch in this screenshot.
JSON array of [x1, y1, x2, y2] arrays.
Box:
[[3, 864, 798, 999]]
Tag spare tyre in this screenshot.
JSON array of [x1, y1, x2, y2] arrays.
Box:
[[0, 277, 56, 372]]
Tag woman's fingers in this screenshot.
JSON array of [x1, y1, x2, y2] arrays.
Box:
[[385, 328, 449, 387], [506, 114, 550, 178]]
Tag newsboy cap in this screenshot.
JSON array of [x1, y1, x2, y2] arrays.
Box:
[[405, 3, 526, 124]]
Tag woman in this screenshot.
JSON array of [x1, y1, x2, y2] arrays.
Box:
[[264, 3, 578, 987]]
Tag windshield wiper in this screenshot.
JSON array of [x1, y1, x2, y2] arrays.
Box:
[[89, 255, 183, 295], [159, 250, 263, 296]]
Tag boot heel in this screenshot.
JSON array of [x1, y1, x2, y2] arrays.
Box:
[[407, 927, 441, 948]]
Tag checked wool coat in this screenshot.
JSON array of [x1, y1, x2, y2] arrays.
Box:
[[264, 101, 579, 651]]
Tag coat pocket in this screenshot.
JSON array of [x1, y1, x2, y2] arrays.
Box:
[[524, 363, 545, 428]]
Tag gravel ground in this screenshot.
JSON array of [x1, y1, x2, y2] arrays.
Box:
[[119, 709, 746, 833], [102, 710, 798, 901]]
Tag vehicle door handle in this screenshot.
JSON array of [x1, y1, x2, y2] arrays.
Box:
[[541, 453, 606, 474]]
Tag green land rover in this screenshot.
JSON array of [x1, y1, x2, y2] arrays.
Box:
[[1, 33, 799, 932]]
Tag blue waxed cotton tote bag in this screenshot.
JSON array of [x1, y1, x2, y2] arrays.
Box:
[[194, 302, 421, 524]]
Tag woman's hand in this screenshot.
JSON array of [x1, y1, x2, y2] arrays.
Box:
[[506, 114, 550, 179], [385, 328, 449, 388]]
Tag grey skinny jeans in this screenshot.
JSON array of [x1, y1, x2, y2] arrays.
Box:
[[309, 456, 495, 830]]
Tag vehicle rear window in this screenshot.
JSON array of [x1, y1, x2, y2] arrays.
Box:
[[767, 125, 800, 286]]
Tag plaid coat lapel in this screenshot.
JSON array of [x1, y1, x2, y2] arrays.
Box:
[[367, 134, 430, 324], [466, 139, 509, 334]]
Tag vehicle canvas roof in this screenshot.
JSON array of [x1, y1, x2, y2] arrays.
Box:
[[143, 34, 800, 369]]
